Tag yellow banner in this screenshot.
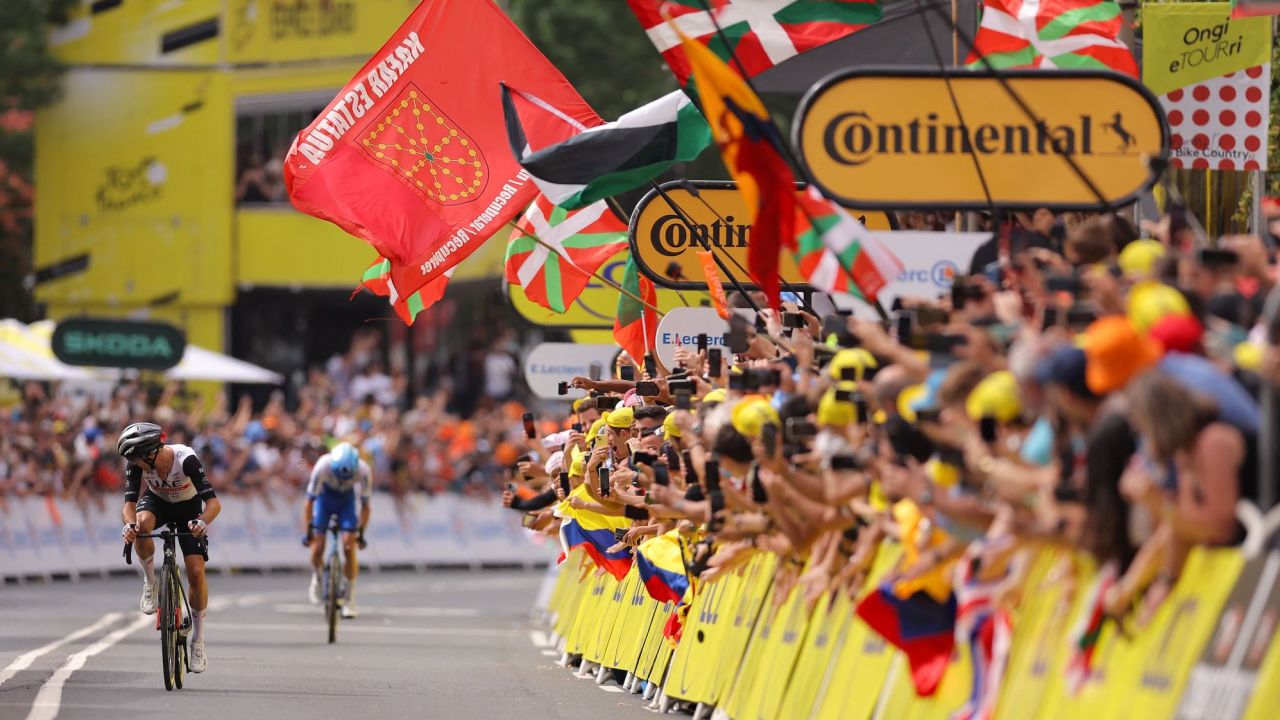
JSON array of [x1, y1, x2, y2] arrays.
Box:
[[1142, 3, 1274, 95], [35, 69, 233, 306]]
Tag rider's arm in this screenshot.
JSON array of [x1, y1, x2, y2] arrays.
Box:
[[357, 460, 373, 534], [184, 455, 220, 525], [122, 465, 142, 525], [304, 460, 323, 532]]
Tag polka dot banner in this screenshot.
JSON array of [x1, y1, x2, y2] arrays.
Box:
[[1160, 63, 1271, 172]]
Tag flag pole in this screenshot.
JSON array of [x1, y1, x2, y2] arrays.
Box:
[[507, 223, 665, 317], [607, 196, 692, 309]]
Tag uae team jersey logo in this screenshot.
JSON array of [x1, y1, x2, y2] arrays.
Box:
[[360, 85, 488, 206]]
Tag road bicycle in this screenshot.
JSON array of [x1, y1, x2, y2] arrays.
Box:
[[314, 516, 347, 644], [124, 524, 200, 691]]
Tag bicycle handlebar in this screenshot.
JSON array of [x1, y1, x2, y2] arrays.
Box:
[[122, 528, 200, 565]]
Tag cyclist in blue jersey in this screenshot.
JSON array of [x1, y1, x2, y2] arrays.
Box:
[[303, 443, 372, 618]]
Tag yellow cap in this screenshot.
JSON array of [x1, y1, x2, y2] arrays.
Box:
[[572, 396, 595, 413], [828, 348, 879, 382], [925, 456, 960, 489], [965, 370, 1022, 423], [1117, 239, 1165, 279], [816, 386, 855, 427], [1234, 341, 1263, 372], [1128, 280, 1191, 334], [662, 412, 682, 439], [605, 407, 635, 429], [896, 383, 927, 423], [584, 417, 608, 445], [730, 398, 781, 438], [701, 388, 727, 405]]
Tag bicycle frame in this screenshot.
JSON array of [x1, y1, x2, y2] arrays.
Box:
[[313, 516, 347, 643], [124, 524, 198, 690]]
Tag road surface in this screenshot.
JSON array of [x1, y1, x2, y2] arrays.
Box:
[[0, 569, 651, 720]]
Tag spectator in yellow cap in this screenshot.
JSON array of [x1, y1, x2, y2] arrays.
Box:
[[1127, 280, 1192, 334], [828, 348, 879, 383], [1116, 239, 1165, 280]]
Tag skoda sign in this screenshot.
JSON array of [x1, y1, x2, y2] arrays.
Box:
[[629, 181, 895, 290], [52, 318, 186, 370], [794, 68, 1169, 210]]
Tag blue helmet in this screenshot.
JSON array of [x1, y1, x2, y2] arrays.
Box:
[[329, 443, 359, 480]]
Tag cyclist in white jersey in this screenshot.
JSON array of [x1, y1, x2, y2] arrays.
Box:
[[304, 443, 372, 617], [119, 422, 221, 673]]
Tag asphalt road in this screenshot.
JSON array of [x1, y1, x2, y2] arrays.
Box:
[[0, 569, 653, 720]]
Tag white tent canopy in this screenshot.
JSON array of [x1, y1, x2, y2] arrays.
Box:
[[168, 345, 284, 384], [0, 319, 282, 385]]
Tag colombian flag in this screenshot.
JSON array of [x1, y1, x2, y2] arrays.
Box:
[[856, 584, 958, 697], [560, 485, 633, 580], [635, 530, 689, 604]]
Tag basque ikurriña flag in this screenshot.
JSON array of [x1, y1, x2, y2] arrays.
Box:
[[965, 0, 1138, 77], [504, 195, 628, 313], [502, 87, 711, 209], [627, 0, 882, 84], [285, 0, 600, 318], [634, 530, 690, 604], [358, 257, 452, 324]]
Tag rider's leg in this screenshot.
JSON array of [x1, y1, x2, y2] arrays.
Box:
[[341, 531, 358, 602], [135, 512, 157, 582], [184, 554, 209, 671]]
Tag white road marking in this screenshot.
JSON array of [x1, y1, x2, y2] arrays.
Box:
[[25, 615, 151, 720], [215, 622, 522, 638], [599, 685, 625, 693], [271, 603, 479, 618], [529, 630, 550, 647], [540, 650, 558, 657], [0, 613, 123, 688]]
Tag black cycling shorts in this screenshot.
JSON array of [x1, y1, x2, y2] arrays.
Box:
[[135, 490, 209, 560]]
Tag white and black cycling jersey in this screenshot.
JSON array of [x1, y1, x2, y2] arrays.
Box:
[[123, 444, 217, 504]]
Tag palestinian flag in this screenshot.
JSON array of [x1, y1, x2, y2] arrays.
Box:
[[502, 86, 711, 209], [793, 189, 902, 301], [628, 0, 881, 84], [504, 195, 628, 313], [965, 0, 1138, 77], [613, 255, 659, 363], [359, 258, 452, 325], [1231, 0, 1280, 18]]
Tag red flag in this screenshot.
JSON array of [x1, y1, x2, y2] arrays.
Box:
[[696, 250, 730, 320], [286, 0, 600, 310]]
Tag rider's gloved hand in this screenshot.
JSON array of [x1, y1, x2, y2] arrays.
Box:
[[357, 529, 367, 550], [188, 518, 208, 538], [302, 527, 315, 547], [122, 523, 138, 543]]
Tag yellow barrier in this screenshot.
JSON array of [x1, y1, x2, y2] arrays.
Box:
[[545, 541, 1260, 719]]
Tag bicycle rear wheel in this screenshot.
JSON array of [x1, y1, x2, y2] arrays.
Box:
[[327, 551, 341, 644], [159, 566, 175, 691]]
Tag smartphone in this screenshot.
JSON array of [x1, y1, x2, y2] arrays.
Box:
[[1042, 306, 1062, 331], [571, 423, 582, 433], [675, 392, 692, 410], [894, 311, 912, 344], [665, 446, 681, 471], [834, 388, 856, 403], [654, 463, 670, 486], [613, 528, 629, 542], [979, 416, 999, 444], [762, 423, 778, 457], [785, 418, 817, 441], [916, 408, 942, 424], [697, 333, 708, 353], [822, 315, 857, 347], [703, 457, 721, 493], [1066, 306, 1097, 328], [840, 366, 858, 382], [557, 381, 569, 396], [636, 380, 660, 397], [916, 306, 950, 326], [1198, 248, 1239, 268], [589, 362, 603, 381], [559, 472, 571, 495], [783, 312, 806, 329], [1045, 275, 1082, 295], [708, 348, 723, 377], [831, 454, 861, 471], [926, 334, 967, 355], [596, 395, 620, 410], [668, 378, 695, 394], [632, 451, 657, 467], [598, 465, 610, 497], [726, 315, 750, 354], [521, 513, 538, 529], [620, 364, 635, 381], [750, 466, 769, 503], [522, 412, 536, 440], [644, 353, 657, 378], [854, 397, 869, 425], [728, 373, 747, 392]]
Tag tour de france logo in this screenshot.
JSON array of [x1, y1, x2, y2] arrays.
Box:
[[360, 85, 487, 206]]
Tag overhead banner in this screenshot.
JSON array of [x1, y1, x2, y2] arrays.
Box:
[[629, 181, 895, 290], [653, 307, 730, 369], [794, 69, 1168, 210], [1142, 3, 1272, 172], [522, 343, 621, 399]]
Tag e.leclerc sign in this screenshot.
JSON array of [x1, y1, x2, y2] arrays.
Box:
[[794, 68, 1169, 211], [52, 318, 187, 371]]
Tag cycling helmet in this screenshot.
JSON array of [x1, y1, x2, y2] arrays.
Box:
[[117, 422, 164, 460], [329, 442, 359, 480]]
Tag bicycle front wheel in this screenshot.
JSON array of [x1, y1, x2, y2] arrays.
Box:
[[172, 573, 186, 689], [159, 567, 175, 691], [327, 551, 341, 644]]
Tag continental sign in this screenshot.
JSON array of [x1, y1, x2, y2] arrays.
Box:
[[629, 181, 895, 290], [794, 69, 1169, 211]]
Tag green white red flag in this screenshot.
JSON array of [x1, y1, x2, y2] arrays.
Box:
[[359, 258, 452, 325], [965, 0, 1138, 77], [793, 189, 901, 302], [627, 0, 881, 84], [503, 195, 629, 313], [613, 256, 659, 363]]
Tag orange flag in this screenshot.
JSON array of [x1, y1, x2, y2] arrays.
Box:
[[696, 250, 730, 320]]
